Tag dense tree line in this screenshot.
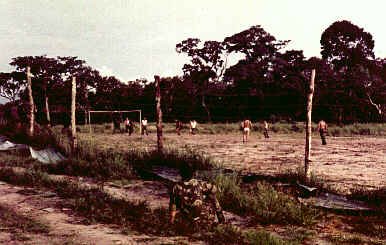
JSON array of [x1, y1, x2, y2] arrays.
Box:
[[0, 20, 385, 125]]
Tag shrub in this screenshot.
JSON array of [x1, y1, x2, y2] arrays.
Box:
[[214, 174, 319, 226]]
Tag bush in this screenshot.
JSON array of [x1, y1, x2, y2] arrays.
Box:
[[209, 224, 293, 245], [214, 174, 319, 226]]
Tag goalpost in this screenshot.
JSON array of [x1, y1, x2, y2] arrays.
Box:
[[87, 110, 142, 134]]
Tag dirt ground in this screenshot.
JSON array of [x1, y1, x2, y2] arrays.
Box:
[[84, 132, 386, 193], [0, 180, 203, 245]]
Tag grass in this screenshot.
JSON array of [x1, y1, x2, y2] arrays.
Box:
[[213, 173, 320, 226], [208, 224, 295, 245], [73, 122, 386, 136], [0, 204, 49, 241]]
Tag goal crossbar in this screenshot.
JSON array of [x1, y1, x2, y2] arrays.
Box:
[[87, 110, 142, 134]]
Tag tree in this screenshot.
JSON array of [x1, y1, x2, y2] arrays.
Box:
[[320, 20, 384, 121], [176, 38, 227, 122], [0, 71, 26, 102], [10, 55, 60, 125], [321, 20, 375, 71], [223, 25, 289, 118]]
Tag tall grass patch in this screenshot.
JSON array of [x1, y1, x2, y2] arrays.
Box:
[[209, 224, 294, 245], [214, 174, 319, 226]]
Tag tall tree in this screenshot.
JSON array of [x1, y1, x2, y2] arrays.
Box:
[[321, 20, 374, 71], [176, 38, 227, 122], [320, 20, 384, 121], [10, 55, 59, 125], [223, 25, 288, 118]]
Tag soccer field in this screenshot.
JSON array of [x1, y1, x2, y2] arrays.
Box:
[[79, 129, 386, 193]]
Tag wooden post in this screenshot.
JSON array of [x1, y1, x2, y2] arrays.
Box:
[[139, 110, 142, 135], [88, 110, 92, 133], [27, 66, 35, 136], [71, 76, 77, 153], [304, 69, 316, 180], [45, 95, 51, 126], [155, 75, 163, 152]]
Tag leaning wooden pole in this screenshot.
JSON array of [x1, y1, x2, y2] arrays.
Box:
[[45, 95, 51, 126], [27, 66, 35, 136], [155, 75, 163, 153], [304, 69, 316, 180], [71, 76, 77, 153]]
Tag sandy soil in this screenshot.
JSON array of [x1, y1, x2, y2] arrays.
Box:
[[83, 132, 386, 193], [0, 180, 203, 245]]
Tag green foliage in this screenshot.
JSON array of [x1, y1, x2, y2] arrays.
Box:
[[209, 224, 293, 245], [214, 174, 319, 226]]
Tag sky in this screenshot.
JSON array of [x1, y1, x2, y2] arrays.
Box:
[[1, 0, 385, 83]]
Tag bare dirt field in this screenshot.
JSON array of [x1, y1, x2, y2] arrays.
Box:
[[83, 132, 386, 193]]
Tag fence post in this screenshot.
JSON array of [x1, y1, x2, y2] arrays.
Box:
[[155, 75, 163, 152], [71, 76, 77, 153], [305, 69, 316, 180], [27, 66, 35, 136]]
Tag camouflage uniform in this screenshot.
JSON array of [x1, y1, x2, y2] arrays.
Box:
[[169, 179, 225, 229]]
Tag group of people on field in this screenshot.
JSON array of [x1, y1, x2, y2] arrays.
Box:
[[115, 116, 328, 145], [240, 118, 328, 145], [175, 119, 198, 135], [240, 119, 270, 143]]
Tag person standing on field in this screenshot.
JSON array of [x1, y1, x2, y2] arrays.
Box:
[[190, 120, 198, 135], [141, 117, 148, 135], [175, 119, 183, 135], [124, 118, 134, 135], [317, 120, 328, 145], [263, 120, 270, 138], [241, 119, 252, 143]]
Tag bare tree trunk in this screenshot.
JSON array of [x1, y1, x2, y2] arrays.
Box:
[[155, 75, 163, 153], [27, 66, 35, 136], [71, 76, 77, 153], [304, 69, 315, 180], [45, 94, 51, 126], [201, 95, 211, 122]]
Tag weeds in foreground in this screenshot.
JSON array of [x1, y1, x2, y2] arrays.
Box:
[[214, 174, 319, 226], [0, 204, 49, 241], [208, 224, 294, 245]]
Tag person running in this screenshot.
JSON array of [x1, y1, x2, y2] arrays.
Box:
[[317, 120, 328, 145], [190, 120, 198, 135], [141, 117, 148, 135], [263, 120, 270, 138], [241, 119, 252, 143], [124, 118, 134, 135], [175, 119, 183, 135]]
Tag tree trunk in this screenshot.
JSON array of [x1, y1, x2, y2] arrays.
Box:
[[201, 95, 211, 122], [45, 94, 51, 126], [27, 66, 35, 136], [155, 75, 163, 153], [304, 69, 315, 180], [71, 76, 77, 153]]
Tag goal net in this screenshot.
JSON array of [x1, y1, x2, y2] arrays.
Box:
[[87, 110, 142, 134]]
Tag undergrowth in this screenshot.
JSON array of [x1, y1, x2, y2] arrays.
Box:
[[0, 204, 49, 240], [214, 173, 319, 226]]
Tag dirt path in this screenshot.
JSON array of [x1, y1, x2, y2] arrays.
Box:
[[0, 180, 203, 245]]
